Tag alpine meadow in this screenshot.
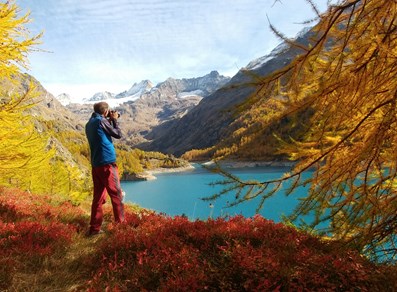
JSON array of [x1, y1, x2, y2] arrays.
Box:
[[1, 0, 397, 291]]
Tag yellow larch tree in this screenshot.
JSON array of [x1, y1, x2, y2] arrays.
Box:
[[0, 1, 52, 192], [0, 1, 40, 76], [213, 0, 397, 261]]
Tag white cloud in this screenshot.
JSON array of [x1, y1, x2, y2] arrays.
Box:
[[18, 0, 333, 102]]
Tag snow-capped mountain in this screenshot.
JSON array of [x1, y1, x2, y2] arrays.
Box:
[[115, 80, 154, 100], [60, 71, 230, 108], [245, 26, 312, 71], [245, 42, 289, 71], [83, 91, 115, 103], [56, 93, 72, 106], [74, 80, 154, 108], [143, 25, 319, 156], [64, 71, 230, 146], [153, 71, 228, 99]]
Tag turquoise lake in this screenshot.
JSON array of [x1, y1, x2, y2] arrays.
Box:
[[121, 164, 315, 223]]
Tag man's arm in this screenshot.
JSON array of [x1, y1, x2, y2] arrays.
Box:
[[100, 118, 122, 139]]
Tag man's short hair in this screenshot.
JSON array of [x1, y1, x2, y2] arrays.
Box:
[[93, 102, 109, 114]]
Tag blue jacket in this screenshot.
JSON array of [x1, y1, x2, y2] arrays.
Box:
[[85, 113, 122, 167]]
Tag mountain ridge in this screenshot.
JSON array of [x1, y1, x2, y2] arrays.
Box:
[[51, 26, 315, 160], [140, 27, 317, 157], [64, 71, 231, 146], [57, 70, 229, 107]]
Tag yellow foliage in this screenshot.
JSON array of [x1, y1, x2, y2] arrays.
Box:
[[0, 1, 44, 180], [211, 0, 397, 260], [0, 1, 41, 78], [0, 1, 50, 192], [0, 2, 91, 202]]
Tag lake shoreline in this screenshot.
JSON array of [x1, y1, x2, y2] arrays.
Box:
[[121, 164, 308, 221], [123, 164, 195, 181], [203, 160, 296, 169], [146, 164, 195, 175], [123, 160, 296, 181]]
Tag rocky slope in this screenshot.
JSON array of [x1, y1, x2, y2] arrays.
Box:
[[139, 29, 316, 156], [4, 74, 85, 133], [1, 73, 89, 174], [66, 71, 230, 146]]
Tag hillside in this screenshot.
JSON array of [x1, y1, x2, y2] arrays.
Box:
[[1, 73, 193, 198], [65, 71, 230, 146], [1, 187, 396, 291], [140, 30, 316, 159]]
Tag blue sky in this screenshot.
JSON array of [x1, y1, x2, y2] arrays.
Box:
[[16, 0, 332, 101]]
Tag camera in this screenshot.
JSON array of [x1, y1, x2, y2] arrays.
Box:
[[107, 110, 120, 119]]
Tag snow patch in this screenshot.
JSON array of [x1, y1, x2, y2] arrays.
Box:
[[83, 91, 115, 103], [55, 93, 72, 106], [246, 42, 289, 70], [82, 95, 136, 107], [178, 90, 204, 98], [115, 80, 153, 99], [245, 26, 311, 71]]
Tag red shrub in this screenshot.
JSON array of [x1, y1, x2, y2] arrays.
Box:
[[1, 187, 395, 290], [0, 221, 73, 257], [0, 187, 88, 231], [86, 212, 397, 291], [0, 187, 85, 285]]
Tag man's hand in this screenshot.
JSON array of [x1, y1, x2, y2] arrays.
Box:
[[109, 110, 120, 121]]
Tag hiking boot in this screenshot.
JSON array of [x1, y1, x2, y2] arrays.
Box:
[[85, 229, 104, 237]]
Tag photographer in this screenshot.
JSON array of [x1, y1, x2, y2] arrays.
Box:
[[85, 101, 124, 236]]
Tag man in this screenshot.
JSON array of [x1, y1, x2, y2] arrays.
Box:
[[85, 101, 124, 236]]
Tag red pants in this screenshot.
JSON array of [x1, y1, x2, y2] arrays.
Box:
[[90, 163, 125, 232]]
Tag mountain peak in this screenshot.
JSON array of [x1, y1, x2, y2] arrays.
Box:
[[209, 70, 220, 77], [60, 71, 229, 107], [56, 93, 72, 106], [83, 91, 115, 103], [129, 80, 154, 92], [115, 80, 154, 100]]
